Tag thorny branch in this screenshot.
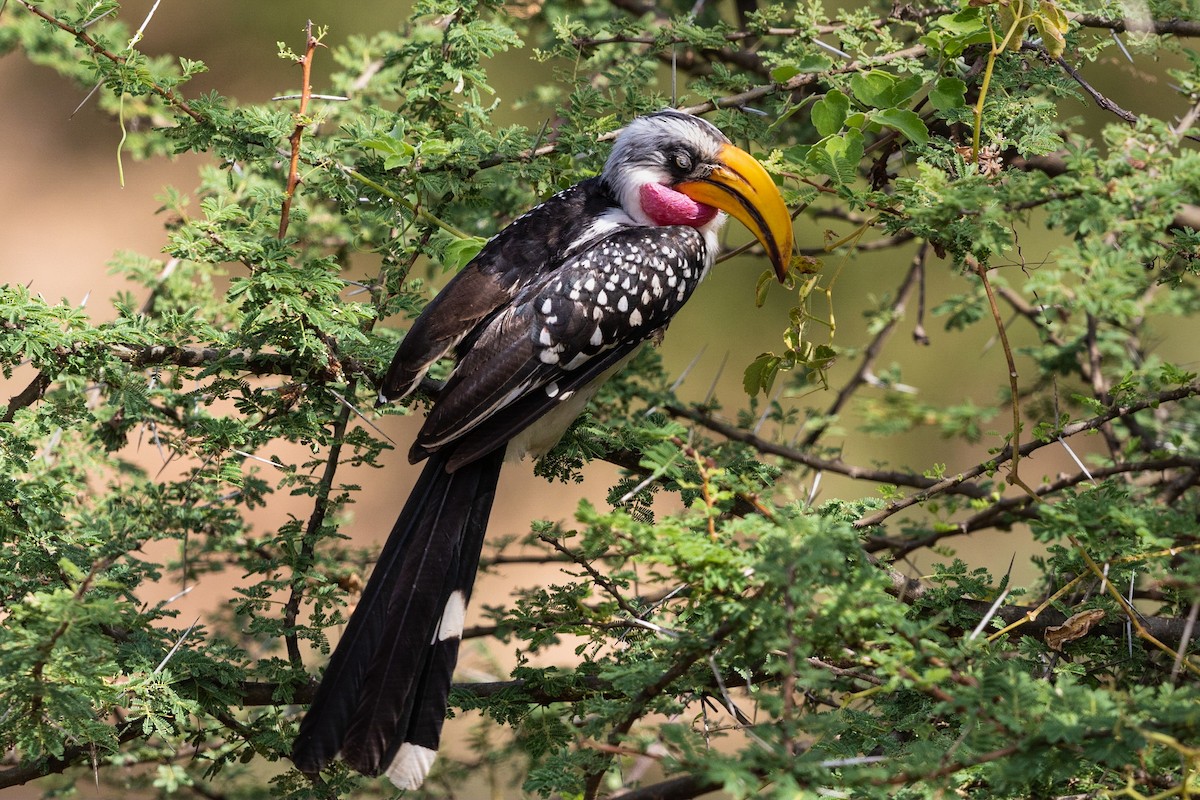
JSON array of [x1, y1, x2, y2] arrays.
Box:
[[17, 1, 204, 123], [278, 21, 321, 240], [281, 377, 357, 668], [801, 242, 928, 448], [851, 381, 1200, 529], [666, 379, 1200, 532]]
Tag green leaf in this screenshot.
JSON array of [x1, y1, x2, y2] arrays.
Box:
[[743, 353, 782, 396], [848, 70, 923, 109], [811, 89, 849, 137], [849, 70, 897, 108], [442, 236, 488, 271], [770, 65, 799, 83], [873, 108, 929, 145], [929, 77, 967, 111], [807, 129, 864, 185], [923, 9, 992, 57], [361, 135, 416, 170]]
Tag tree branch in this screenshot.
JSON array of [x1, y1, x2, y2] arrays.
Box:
[[1069, 13, 1200, 37], [854, 380, 1200, 529], [17, 2, 205, 124]]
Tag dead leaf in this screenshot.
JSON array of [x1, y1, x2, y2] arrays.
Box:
[[1044, 608, 1106, 651]]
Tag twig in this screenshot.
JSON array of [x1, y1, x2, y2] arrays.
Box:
[[538, 533, 645, 621], [0, 718, 146, 789], [867, 456, 1200, 556], [853, 380, 1200, 529], [802, 242, 926, 447], [1042, 46, 1139, 124], [1068, 13, 1200, 38], [2, 371, 51, 423], [970, 254, 1035, 496], [279, 21, 320, 240], [17, 2, 204, 123], [582, 615, 744, 800], [281, 376, 357, 667], [667, 403, 988, 497]]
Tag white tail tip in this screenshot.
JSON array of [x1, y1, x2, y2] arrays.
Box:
[[385, 743, 437, 790]]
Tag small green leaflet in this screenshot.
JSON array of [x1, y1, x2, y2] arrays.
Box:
[[929, 77, 967, 112], [807, 129, 864, 186], [443, 236, 488, 271], [811, 90, 849, 137], [874, 108, 929, 145]]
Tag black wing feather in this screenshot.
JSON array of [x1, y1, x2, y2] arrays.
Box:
[[412, 226, 710, 466]]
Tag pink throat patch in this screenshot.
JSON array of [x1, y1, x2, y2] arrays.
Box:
[[640, 182, 718, 227]]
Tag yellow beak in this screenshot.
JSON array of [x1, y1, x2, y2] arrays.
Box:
[[676, 143, 793, 282]]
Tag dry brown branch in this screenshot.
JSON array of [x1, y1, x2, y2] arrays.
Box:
[[279, 22, 321, 240]]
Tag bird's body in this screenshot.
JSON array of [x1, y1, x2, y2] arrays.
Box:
[[291, 111, 792, 788]]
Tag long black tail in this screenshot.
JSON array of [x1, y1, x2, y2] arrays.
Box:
[[291, 446, 505, 787]]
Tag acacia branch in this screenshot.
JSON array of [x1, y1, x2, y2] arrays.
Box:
[[867, 456, 1200, 556], [282, 378, 356, 667], [1022, 42, 1139, 125], [854, 380, 1200, 529], [473, 43, 927, 171], [802, 241, 927, 448], [666, 403, 990, 498], [1069, 13, 1200, 37], [278, 21, 320, 240], [0, 718, 146, 790], [582, 615, 744, 800], [18, 2, 205, 124]]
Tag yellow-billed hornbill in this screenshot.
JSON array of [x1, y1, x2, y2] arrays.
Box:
[[291, 110, 793, 789]]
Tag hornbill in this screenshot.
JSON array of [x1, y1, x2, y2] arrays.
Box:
[[291, 110, 793, 789]]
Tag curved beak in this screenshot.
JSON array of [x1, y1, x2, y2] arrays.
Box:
[[676, 143, 793, 282]]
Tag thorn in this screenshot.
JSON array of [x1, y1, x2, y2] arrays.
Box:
[[1057, 436, 1095, 484], [807, 470, 823, 506], [271, 93, 349, 102], [154, 616, 201, 673], [328, 387, 396, 445], [231, 449, 290, 471], [969, 586, 1011, 641], [1111, 30, 1134, 63], [70, 81, 104, 119], [702, 352, 729, 407], [811, 38, 852, 60]]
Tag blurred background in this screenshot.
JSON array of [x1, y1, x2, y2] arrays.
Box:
[[2, 1, 1196, 795]]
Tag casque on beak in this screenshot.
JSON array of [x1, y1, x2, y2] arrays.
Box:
[[676, 142, 793, 282]]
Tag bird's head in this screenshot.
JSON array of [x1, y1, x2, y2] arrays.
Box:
[[601, 110, 793, 281]]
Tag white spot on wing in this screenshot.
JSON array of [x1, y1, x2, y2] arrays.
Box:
[[435, 590, 467, 642], [630, 308, 643, 326], [386, 743, 438, 790]]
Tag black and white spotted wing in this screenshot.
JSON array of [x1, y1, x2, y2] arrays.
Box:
[[381, 179, 623, 402], [410, 225, 711, 468]]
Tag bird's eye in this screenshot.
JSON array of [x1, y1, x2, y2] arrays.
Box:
[[672, 150, 693, 173]]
